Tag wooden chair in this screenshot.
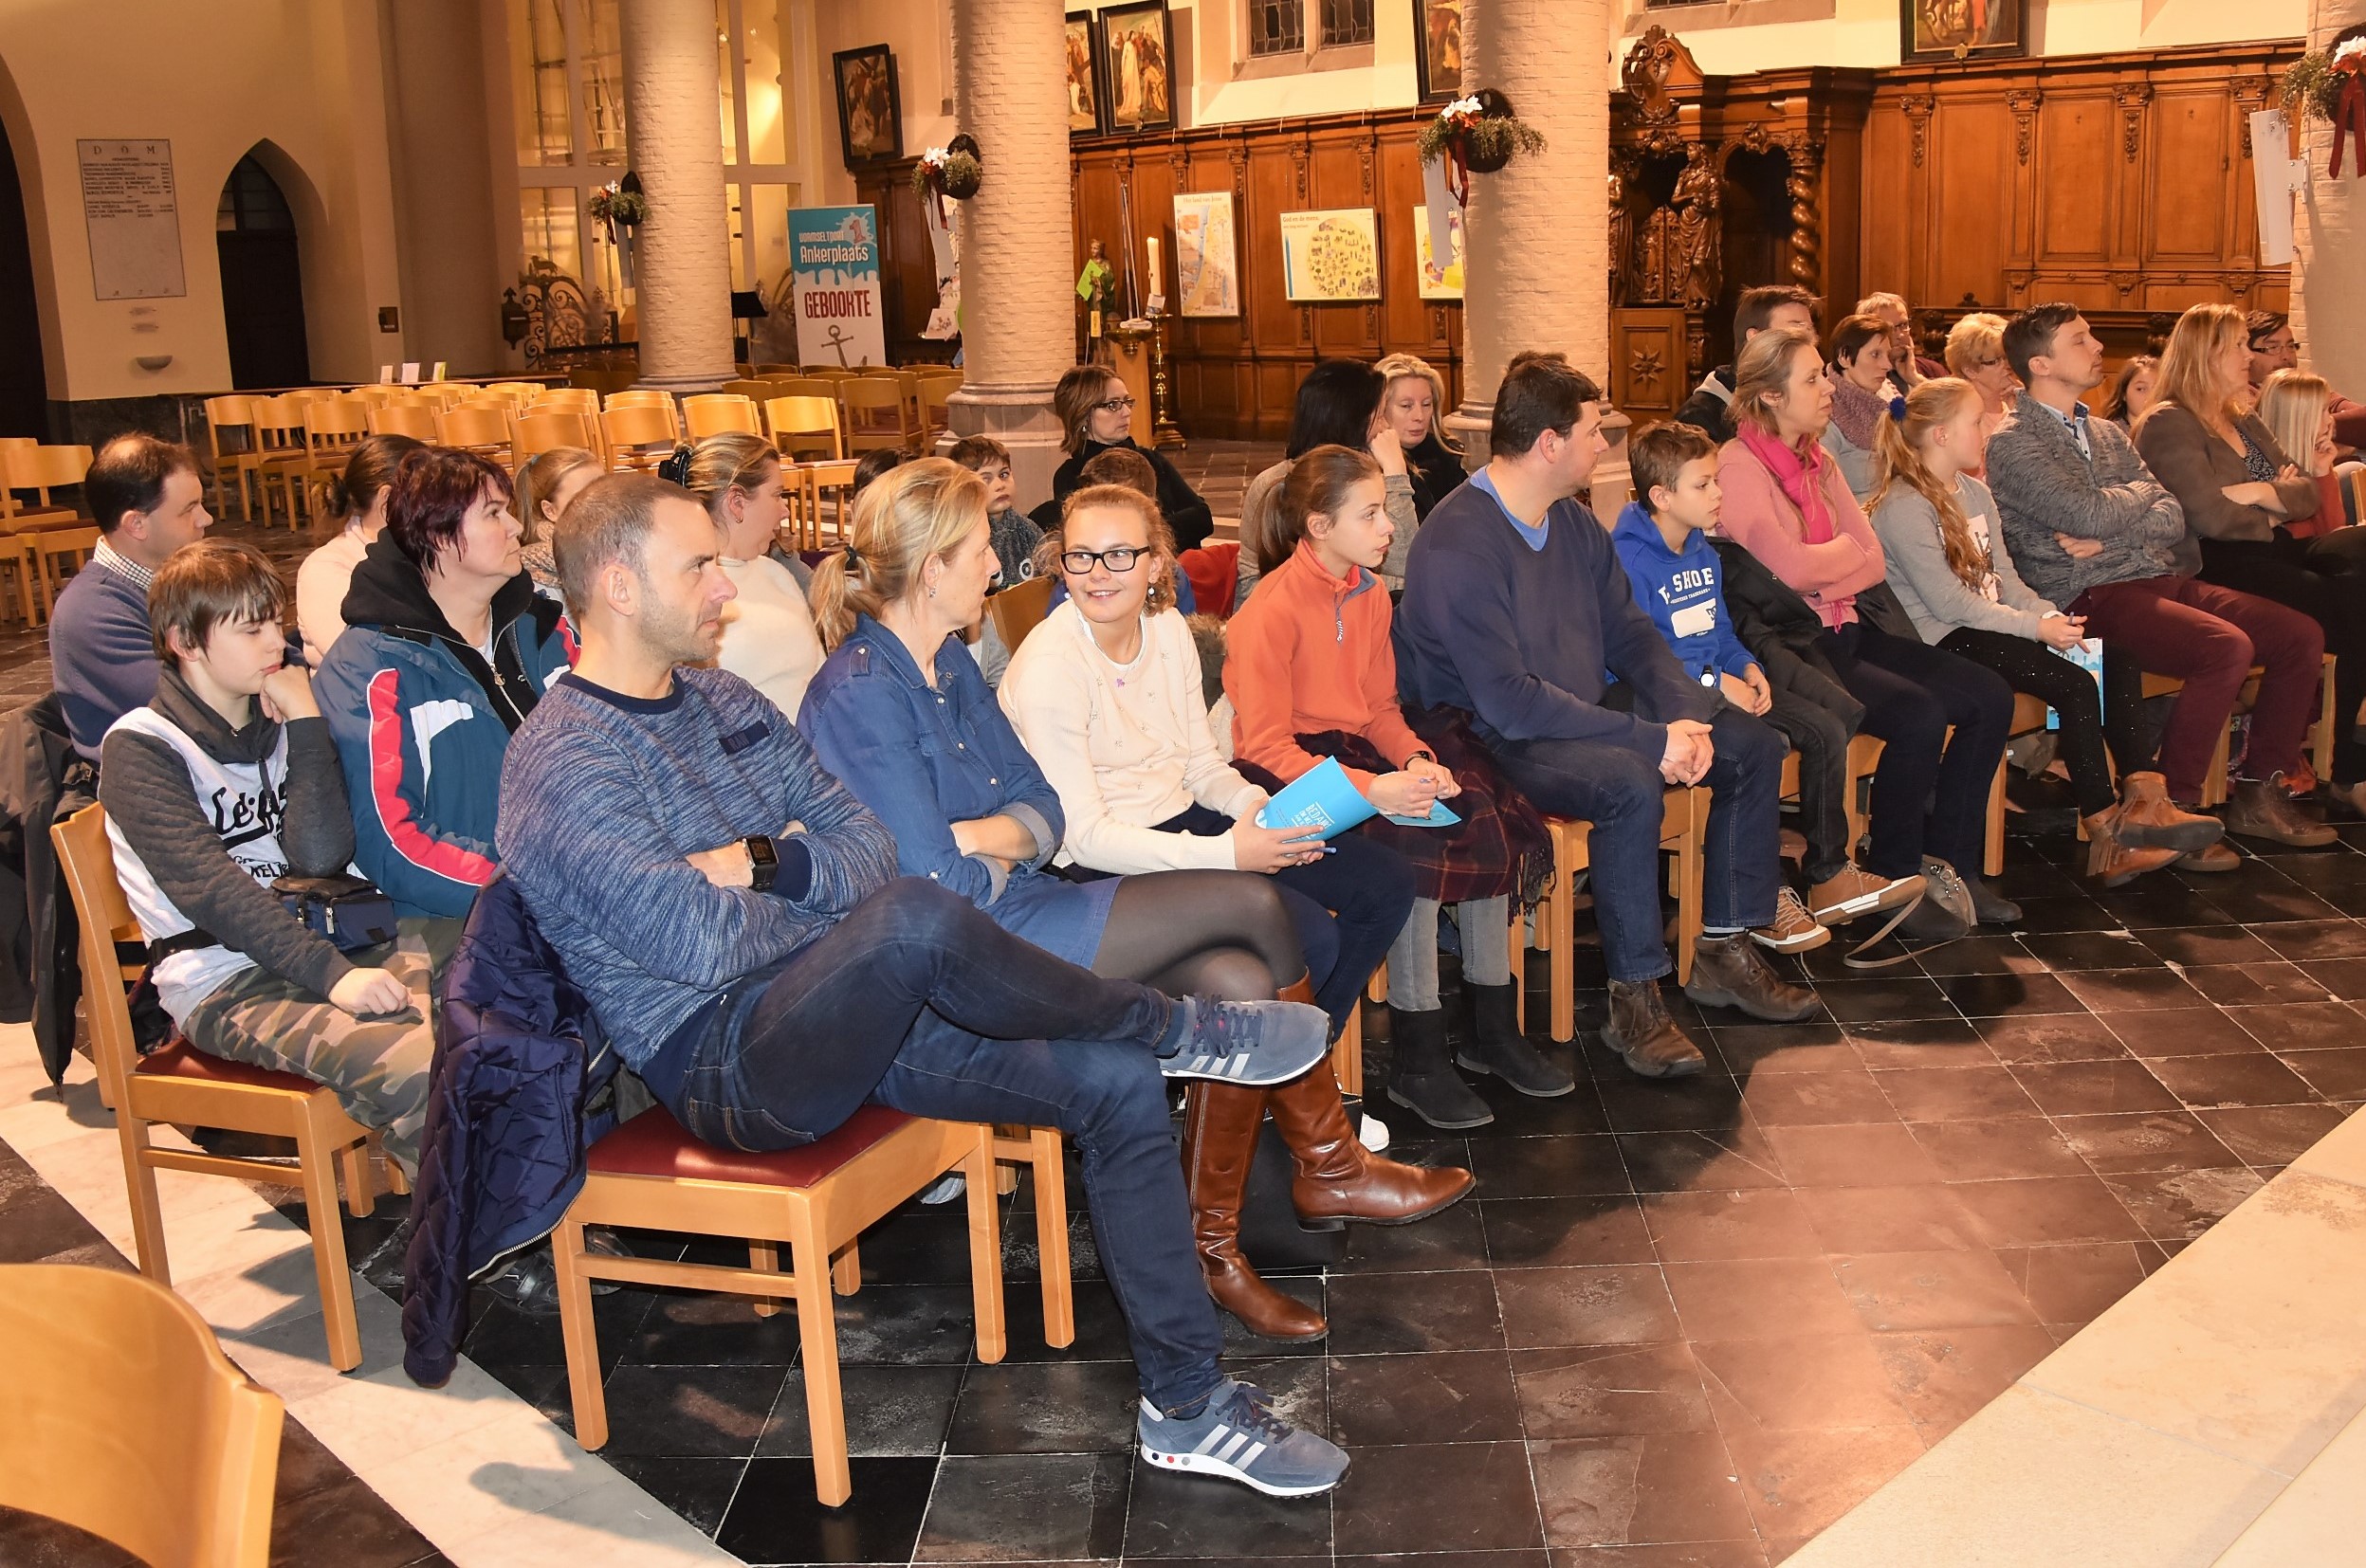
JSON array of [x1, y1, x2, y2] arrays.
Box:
[[23, 524, 100, 621], [552, 1103, 1068, 1505], [753, 362, 799, 375], [770, 375, 836, 402], [0, 1263, 284, 1568], [296, 400, 370, 528], [767, 396, 845, 462], [530, 387, 601, 416], [0, 534, 39, 628], [987, 574, 1056, 652], [786, 459, 858, 549], [0, 443, 91, 528], [365, 402, 436, 441], [802, 364, 856, 380], [433, 404, 513, 459], [841, 375, 919, 455], [683, 393, 763, 440], [201, 396, 263, 520], [514, 410, 601, 467], [247, 396, 313, 526], [918, 376, 962, 445], [50, 805, 384, 1373], [1529, 787, 1711, 1045], [602, 404, 680, 470], [723, 378, 779, 404]]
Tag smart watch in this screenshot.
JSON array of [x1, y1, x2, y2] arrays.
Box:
[[745, 834, 779, 893]]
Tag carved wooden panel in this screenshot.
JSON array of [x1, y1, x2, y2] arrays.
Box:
[[1923, 96, 2016, 312], [1610, 308, 1688, 423], [2031, 91, 2116, 265]]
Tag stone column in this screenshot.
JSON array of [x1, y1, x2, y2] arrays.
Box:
[[1443, 1, 1624, 502], [946, 0, 1074, 508], [621, 0, 737, 391], [2294, 1, 2366, 405]]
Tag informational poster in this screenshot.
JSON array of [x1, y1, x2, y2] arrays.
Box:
[[1413, 206, 1464, 301], [1172, 191, 1238, 318], [787, 205, 888, 367], [2250, 108, 2302, 268], [1278, 208, 1381, 303], [78, 139, 186, 301]]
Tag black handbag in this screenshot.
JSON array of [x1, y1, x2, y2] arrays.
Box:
[[271, 873, 401, 954]]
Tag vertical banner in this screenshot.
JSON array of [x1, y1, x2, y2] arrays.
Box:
[[788, 205, 888, 368], [2250, 108, 2300, 268]]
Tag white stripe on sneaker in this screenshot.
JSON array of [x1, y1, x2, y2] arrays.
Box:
[[1215, 1431, 1252, 1463]]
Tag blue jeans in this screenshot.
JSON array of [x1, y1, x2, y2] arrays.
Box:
[[1493, 705, 1786, 984], [672, 877, 1224, 1413]]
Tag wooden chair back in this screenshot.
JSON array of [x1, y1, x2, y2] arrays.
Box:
[[601, 404, 680, 469], [0, 1264, 284, 1568], [840, 375, 915, 454], [684, 394, 763, 440], [766, 397, 844, 462], [770, 376, 835, 402], [2, 444, 95, 518], [303, 398, 370, 451], [366, 403, 437, 441], [25, 524, 100, 616], [786, 458, 859, 549], [200, 397, 257, 517], [0, 534, 38, 627], [723, 378, 779, 404], [987, 574, 1056, 653], [531, 387, 601, 415], [514, 410, 601, 464], [434, 405, 514, 454], [801, 364, 856, 378]]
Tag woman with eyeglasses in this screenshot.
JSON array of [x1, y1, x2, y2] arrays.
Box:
[[801, 461, 1470, 1345], [1049, 365, 1215, 550]]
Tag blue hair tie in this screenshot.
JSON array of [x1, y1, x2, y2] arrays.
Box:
[[1887, 396, 1908, 421]]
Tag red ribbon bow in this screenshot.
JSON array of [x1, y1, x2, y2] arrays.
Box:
[[2333, 60, 2366, 180]]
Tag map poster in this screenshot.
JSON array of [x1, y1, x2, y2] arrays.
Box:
[[1413, 206, 1464, 301], [787, 205, 888, 367], [78, 139, 186, 301], [1278, 209, 1381, 303], [1172, 191, 1238, 319]]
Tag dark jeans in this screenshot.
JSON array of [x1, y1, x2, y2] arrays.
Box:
[[1760, 688, 1856, 884], [674, 877, 1222, 1412], [1066, 804, 1417, 1034], [1818, 623, 2011, 880], [1939, 626, 2118, 818], [1493, 704, 1786, 984], [2070, 574, 2322, 799], [2200, 536, 2366, 783]]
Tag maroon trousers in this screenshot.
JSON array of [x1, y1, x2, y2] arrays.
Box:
[[2068, 574, 2325, 802]]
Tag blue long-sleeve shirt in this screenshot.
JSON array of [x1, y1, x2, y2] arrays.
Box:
[[798, 614, 1063, 907], [1395, 469, 1714, 761], [495, 666, 899, 1069], [1608, 502, 1758, 685], [49, 559, 159, 760]]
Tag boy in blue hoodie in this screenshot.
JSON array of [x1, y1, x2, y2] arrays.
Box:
[[1612, 422, 1921, 946]]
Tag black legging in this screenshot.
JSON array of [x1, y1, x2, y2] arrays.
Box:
[[1818, 622, 2014, 879], [1090, 869, 1311, 1004], [2199, 535, 2366, 784], [1939, 626, 2118, 818]]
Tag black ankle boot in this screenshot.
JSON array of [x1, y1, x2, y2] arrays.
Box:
[[1384, 1006, 1494, 1130], [1456, 982, 1576, 1098]]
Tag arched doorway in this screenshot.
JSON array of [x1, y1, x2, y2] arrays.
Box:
[[216, 152, 309, 388], [0, 110, 46, 436]]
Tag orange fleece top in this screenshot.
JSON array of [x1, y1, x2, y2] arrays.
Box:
[[1224, 539, 1426, 790]]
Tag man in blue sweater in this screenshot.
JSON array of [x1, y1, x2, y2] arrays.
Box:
[[1397, 354, 1816, 1078], [497, 475, 1349, 1498], [49, 435, 213, 760]]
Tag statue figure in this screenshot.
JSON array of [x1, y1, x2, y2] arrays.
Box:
[[1607, 172, 1631, 308], [1670, 145, 1722, 312], [1076, 240, 1115, 355]]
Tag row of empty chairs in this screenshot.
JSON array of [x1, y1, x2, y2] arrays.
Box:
[[0, 438, 99, 626]]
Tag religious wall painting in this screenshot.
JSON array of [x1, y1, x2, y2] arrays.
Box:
[[833, 45, 903, 166], [1413, 0, 1463, 103], [1173, 190, 1240, 318], [1412, 205, 1462, 300], [1099, 3, 1177, 134], [1279, 208, 1382, 303], [1900, 0, 2027, 64], [1064, 13, 1105, 135]]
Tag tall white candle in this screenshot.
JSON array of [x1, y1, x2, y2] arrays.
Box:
[[1146, 234, 1163, 297]]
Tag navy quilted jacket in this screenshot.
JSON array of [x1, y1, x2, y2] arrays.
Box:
[[401, 875, 621, 1387]]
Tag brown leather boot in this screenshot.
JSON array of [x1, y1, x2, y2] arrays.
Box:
[[1267, 1055, 1475, 1228], [2224, 774, 2339, 848], [1181, 1082, 1328, 1340], [1604, 977, 1706, 1079], [2082, 805, 2182, 887], [2115, 772, 2228, 853], [1683, 933, 1820, 1022]]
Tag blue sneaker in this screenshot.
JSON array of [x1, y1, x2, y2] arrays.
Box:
[[1136, 1378, 1348, 1497], [1158, 997, 1330, 1087]]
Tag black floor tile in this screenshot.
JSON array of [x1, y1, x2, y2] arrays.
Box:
[[596, 1363, 789, 1457], [759, 1364, 966, 1457], [716, 1454, 938, 1563], [602, 1456, 747, 1536], [1327, 1267, 1506, 1355], [1327, 1348, 1525, 1446], [914, 1451, 1129, 1561], [1467, 1134, 1632, 1199], [1935, 971, 2084, 1018], [1482, 1194, 1658, 1267], [1810, 976, 1956, 1025], [1972, 1012, 2129, 1066], [2015, 930, 2165, 971], [1334, 1441, 1546, 1553], [945, 1359, 1144, 1454], [1123, 1459, 1336, 1557]]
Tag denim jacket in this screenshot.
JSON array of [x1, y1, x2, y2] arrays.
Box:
[[799, 614, 1064, 907]]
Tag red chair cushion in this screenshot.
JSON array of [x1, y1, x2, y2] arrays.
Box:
[[1178, 540, 1239, 620], [135, 1037, 322, 1095], [588, 1102, 914, 1189]]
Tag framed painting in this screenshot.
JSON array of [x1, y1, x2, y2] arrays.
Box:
[[1279, 209, 1381, 303], [1413, 0, 1463, 103], [832, 45, 903, 166], [1064, 12, 1104, 135], [1899, 0, 2027, 63], [1098, 3, 1177, 135], [1173, 191, 1239, 318]]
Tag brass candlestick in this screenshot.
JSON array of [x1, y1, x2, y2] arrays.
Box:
[[1146, 307, 1185, 450]]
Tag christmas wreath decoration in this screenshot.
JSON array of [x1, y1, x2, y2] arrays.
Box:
[[586, 175, 646, 241], [912, 135, 984, 204], [1418, 89, 1549, 208], [2282, 35, 2366, 179]]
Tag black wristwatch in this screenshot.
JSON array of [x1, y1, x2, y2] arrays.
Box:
[[745, 834, 779, 893]]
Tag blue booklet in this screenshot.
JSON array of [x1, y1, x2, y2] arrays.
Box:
[[1256, 756, 1463, 837]]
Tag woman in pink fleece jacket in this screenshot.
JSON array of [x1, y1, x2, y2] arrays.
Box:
[[1715, 329, 2016, 932]]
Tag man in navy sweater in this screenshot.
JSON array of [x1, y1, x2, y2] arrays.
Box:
[[49, 434, 213, 760], [498, 474, 1349, 1498], [1397, 354, 1815, 1078]]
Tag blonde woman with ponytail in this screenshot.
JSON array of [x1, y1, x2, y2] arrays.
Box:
[[801, 460, 1457, 1344], [678, 432, 825, 718], [1870, 379, 2221, 883]]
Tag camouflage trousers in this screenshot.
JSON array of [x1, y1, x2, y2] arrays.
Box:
[[179, 920, 454, 1175]]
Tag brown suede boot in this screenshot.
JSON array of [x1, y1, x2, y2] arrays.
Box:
[[1267, 1057, 1476, 1228], [2082, 805, 2182, 887], [2224, 774, 2339, 848], [1181, 1082, 1328, 1340], [2115, 772, 2228, 853], [1603, 977, 1706, 1079], [1683, 933, 1820, 1022]]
